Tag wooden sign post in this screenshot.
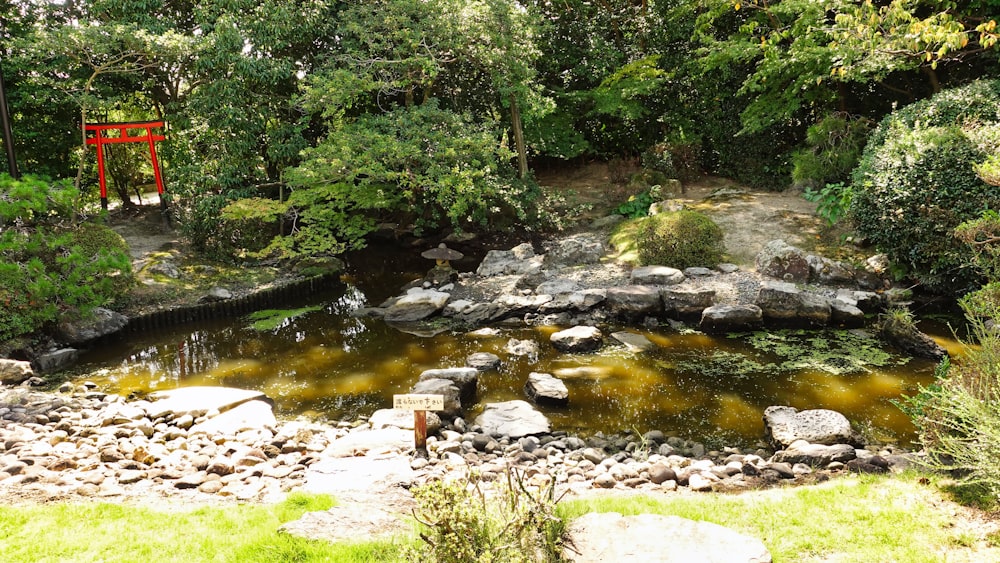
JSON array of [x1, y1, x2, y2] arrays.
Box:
[[393, 394, 444, 454]]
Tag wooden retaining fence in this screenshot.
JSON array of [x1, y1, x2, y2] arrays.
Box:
[[124, 274, 342, 333]]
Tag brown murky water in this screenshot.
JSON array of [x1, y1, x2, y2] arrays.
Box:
[[72, 261, 956, 448]]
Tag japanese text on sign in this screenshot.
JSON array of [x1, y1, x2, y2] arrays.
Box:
[[393, 394, 445, 411]]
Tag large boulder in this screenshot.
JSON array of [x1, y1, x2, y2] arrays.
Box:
[[417, 368, 479, 404], [756, 281, 801, 320], [543, 233, 606, 267], [382, 288, 450, 322], [807, 255, 855, 285], [551, 326, 603, 353], [56, 307, 128, 345], [606, 286, 662, 318], [700, 305, 763, 333], [31, 348, 80, 374], [661, 287, 716, 317], [763, 406, 863, 448], [410, 378, 462, 418], [475, 400, 551, 438], [563, 512, 772, 563], [755, 240, 810, 282], [0, 359, 34, 385], [477, 243, 542, 276], [524, 372, 569, 405]]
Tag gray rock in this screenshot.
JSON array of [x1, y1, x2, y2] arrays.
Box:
[[569, 289, 607, 311], [543, 234, 606, 267], [56, 308, 128, 345], [648, 463, 676, 484], [188, 400, 277, 435], [506, 338, 540, 359], [382, 288, 450, 322], [147, 260, 182, 278], [199, 287, 233, 303], [631, 266, 685, 285], [700, 305, 763, 333], [807, 255, 855, 285], [661, 287, 715, 316], [683, 267, 715, 277], [551, 326, 603, 353], [475, 400, 550, 438], [466, 352, 501, 372], [717, 263, 740, 273], [524, 372, 569, 405], [771, 440, 857, 466], [146, 386, 268, 420], [610, 331, 655, 352], [418, 368, 478, 404], [756, 281, 801, 320], [563, 512, 772, 563], [763, 406, 862, 448], [368, 408, 441, 435], [476, 243, 542, 276], [410, 378, 462, 417], [606, 286, 663, 318], [830, 299, 865, 327], [798, 293, 831, 325], [0, 359, 34, 385], [756, 240, 810, 283]]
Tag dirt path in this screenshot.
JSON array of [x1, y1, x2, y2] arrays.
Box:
[[537, 163, 834, 266]]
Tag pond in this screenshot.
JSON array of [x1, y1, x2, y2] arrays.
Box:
[[70, 245, 957, 449]]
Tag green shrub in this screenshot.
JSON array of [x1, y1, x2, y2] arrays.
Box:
[[0, 174, 132, 342], [850, 80, 1000, 293], [791, 113, 871, 189], [615, 190, 656, 219], [635, 210, 724, 269], [803, 182, 853, 226]]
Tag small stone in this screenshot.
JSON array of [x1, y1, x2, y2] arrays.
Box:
[[593, 473, 616, 489]]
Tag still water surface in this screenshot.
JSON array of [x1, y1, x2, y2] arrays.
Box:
[[72, 249, 955, 448]]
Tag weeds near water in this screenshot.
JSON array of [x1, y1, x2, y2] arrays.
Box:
[[407, 467, 565, 562]]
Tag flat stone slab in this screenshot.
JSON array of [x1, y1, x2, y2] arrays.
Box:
[[279, 503, 411, 543], [563, 512, 771, 562], [146, 386, 268, 419], [187, 399, 277, 435], [303, 452, 416, 498], [610, 331, 655, 352], [475, 400, 550, 438]]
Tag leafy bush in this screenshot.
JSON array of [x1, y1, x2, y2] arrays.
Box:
[[643, 141, 702, 183], [407, 469, 563, 562], [635, 210, 724, 269], [237, 101, 545, 259], [792, 113, 871, 189], [0, 175, 133, 342], [615, 190, 655, 219], [803, 182, 853, 225], [850, 80, 1000, 292]]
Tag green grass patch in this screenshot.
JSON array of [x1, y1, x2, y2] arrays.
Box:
[[558, 474, 964, 562], [246, 306, 323, 331], [0, 492, 408, 562], [609, 218, 642, 265]]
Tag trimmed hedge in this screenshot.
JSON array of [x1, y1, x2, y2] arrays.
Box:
[[850, 80, 1000, 293]]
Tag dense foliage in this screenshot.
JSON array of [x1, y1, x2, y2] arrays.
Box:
[[0, 175, 133, 342], [0, 0, 999, 341], [850, 80, 1000, 293], [635, 210, 725, 269]]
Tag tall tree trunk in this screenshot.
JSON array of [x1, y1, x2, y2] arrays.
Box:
[[509, 93, 527, 179]]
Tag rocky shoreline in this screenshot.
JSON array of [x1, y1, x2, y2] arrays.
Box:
[[0, 382, 913, 510]]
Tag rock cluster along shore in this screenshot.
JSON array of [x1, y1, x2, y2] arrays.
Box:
[[364, 236, 917, 338], [0, 383, 913, 507]]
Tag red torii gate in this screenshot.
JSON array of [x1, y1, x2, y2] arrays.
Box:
[[84, 120, 167, 211]]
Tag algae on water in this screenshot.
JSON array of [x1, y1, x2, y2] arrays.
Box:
[[246, 306, 323, 331], [676, 329, 909, 379]]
